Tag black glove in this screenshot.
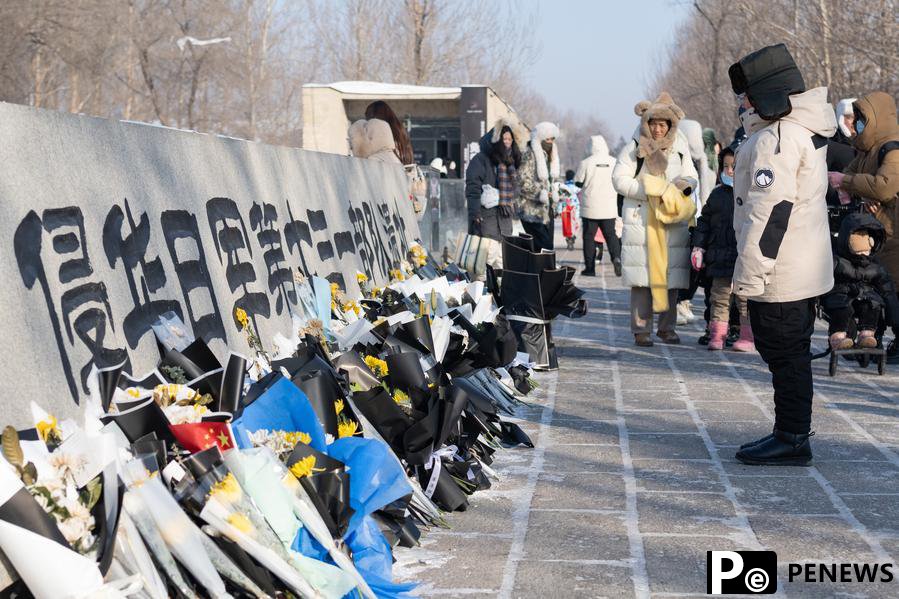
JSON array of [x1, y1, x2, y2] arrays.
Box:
[[469, 218, 482, 235], [500, 204, 515, 217]]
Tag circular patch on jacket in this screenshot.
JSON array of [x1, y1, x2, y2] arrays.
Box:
[[754, 168, 774, 188]]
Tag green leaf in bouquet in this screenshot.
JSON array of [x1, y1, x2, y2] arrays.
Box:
[[20, 462, 37, 486], [83, 476, 102, 510], [1, 426, 24, 468], [160, 365, 188, 384], [194, 393, 214, 406]]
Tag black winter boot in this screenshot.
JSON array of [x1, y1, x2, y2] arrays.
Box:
[[735, 429, 814, 466], [739, 428, 775, 450], [613, 258, 622, 277]]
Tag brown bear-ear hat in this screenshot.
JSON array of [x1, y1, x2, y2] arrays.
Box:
[[635, 91, 685, 160]]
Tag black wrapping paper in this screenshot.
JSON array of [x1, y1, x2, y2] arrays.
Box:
[[500, 421, 535, 448], [216, 352, 247, 413], [349, 387, 414, 456], [96, 362, 126, 412], [416, 463, 468, 512], [385, 352, 429, 393], [0, 487, 70, 548], [293, 370, 342, 438], [285, 444, 353, 539], [333, 351, 382, 392], [100, 398, 176, 444], [212, 534, 280, 596]]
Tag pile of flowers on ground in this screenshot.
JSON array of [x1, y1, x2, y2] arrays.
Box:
[[0, 239, 584, 598]]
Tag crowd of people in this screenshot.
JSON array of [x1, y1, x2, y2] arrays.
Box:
[[345, 46, 898, 467]]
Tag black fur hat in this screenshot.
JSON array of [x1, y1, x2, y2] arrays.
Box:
[[729, 44, 805, 121]]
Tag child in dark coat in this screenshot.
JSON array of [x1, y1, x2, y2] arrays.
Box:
[[691, 148, 754, 351], [821, 212, 899, 349]]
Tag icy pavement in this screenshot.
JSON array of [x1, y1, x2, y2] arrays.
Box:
[[395, 245, 899, 598]]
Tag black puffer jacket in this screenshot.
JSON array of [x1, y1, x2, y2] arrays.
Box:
[[465, 131, 514, 241], [821, 212, 899, 325], [692, 183, 738, 279]]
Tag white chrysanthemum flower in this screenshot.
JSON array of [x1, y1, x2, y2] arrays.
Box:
[[164, 403, 204, 424], [57, 513, 94, 547], [48, 452, 85, 477]]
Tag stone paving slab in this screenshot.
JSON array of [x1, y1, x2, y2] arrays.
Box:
[[396, 247, 899, 598]]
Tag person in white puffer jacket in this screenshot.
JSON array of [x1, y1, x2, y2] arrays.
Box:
[[575, 134, 621, 276], [612, 92, 698, 347]]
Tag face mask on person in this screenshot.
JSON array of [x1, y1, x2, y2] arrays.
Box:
[[720, 173, 734, 187], [855, 119, 866, 134]]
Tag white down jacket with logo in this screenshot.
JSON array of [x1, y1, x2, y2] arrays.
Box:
[[612, 133, 698, 289], [733, 87, 836, 302], [575, 135, 618, 220]]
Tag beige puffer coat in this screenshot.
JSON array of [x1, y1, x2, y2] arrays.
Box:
[[732, 87, 836, 302]]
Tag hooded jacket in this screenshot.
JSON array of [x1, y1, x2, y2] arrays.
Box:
[[680, 119, 716, 206], [348, 119, 369, 157], [692, 182, 738, 279], [841, 92, 899, 283], [834, 97, 858, 143], [612, 93, 698, 290], [821, 212, 899, 326], [363, 119, 402, 164], [574, 135, 618, 220], [465, 122, 519, 240], [517, 122, 560, 225], [732, 87, 836, 302]]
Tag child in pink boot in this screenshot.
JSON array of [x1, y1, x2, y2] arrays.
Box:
[[821, 213, 899, 351], [690, 148, 754, 352]]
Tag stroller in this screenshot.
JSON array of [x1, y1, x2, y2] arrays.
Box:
[[817, 209, 893, 376]]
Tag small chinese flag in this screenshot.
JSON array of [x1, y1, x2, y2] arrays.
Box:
[[170, 421, 236, 454]]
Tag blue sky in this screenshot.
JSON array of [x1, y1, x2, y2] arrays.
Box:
[[523, 0, 691, 142]]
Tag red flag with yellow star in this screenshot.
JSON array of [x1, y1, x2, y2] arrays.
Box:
[[169, 421, 236, 454]]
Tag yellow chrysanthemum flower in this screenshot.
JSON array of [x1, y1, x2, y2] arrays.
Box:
[[338, 419, 358, 438], [334, 399, 344, 415], [392, 389, 410, 404], [234, 307, 249, 330], [209, 473, 242, 503], [389, 269, 405, 282], [285, 431, 311, 446], [36, 415, 59, 443], [330, 282, 340, 297], [356, 272, 368, 284], [364, 355, 389, 378], [289, 455, 323, 479], [226, 512, 253, 535], [342, 300, 361, 315], [126, 387, 141, 398]]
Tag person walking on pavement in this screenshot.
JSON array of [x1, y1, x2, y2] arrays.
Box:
[[729, 44, 836, 466], [691, 147, 754, 352], [465, 119, 524, 242], [518, 122, 561, 251], [829, 92, 899, 363], [613, 92, 698, 347], [575, 134, 621, 277]]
